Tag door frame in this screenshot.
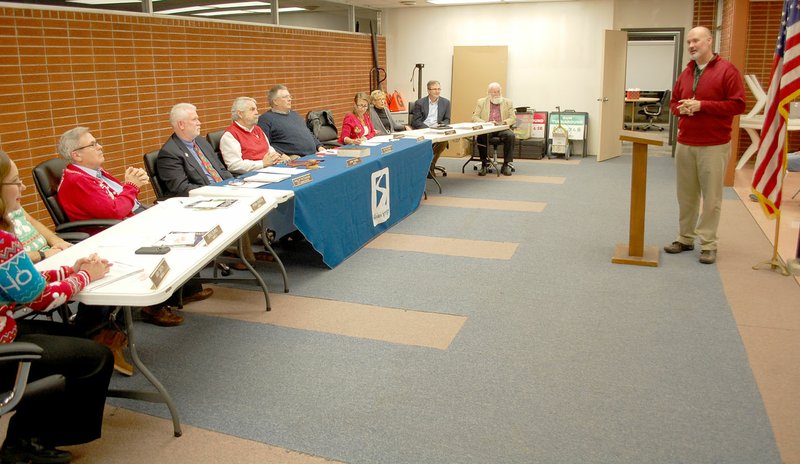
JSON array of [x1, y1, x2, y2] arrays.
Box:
[[623, 28, 684, 154]]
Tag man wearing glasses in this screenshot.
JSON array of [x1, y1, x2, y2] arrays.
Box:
[[56, 126, 210, 328], [410, 80, 451, 173], [56, 126, 149, 221], [257, 85, 325, 156]]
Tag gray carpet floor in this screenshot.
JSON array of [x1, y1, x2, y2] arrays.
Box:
[[109, 155, 780, 464]]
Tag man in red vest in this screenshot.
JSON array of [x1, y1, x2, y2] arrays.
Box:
[[222, 96, 290, 175]]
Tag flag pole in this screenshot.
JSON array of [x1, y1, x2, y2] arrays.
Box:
[[752, 129, 790, 276]]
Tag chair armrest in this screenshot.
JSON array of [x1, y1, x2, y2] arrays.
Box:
[[0, 342, 44, 363], [54, 219, 121, 234], [56, 231, 91, 243]]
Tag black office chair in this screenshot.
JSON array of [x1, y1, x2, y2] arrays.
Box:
[[32, 158, 120, 236], [306, 110, 340, 148], [0, 342, 65, 417], [638, 90, 671, 131], [205, 130, 227, 168], [142, 150, 170, 201]]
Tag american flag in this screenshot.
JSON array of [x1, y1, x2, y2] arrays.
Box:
[[752, 0, 800, 218]]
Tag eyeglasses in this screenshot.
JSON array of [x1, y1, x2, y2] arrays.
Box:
[[356, 104, 369, 108], [428, 88, 441, 91], [75, 140, 101, 151], [0, 180, 23, 187], [278, 94, 292, 99]]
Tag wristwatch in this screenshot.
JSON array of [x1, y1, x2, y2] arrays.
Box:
[[38, 251, 46, 262]]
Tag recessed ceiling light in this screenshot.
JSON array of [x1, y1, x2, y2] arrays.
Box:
[[209, 1, 270, 7], [68, 0, 161, 4], [157, 6, 212, 14], [194, 7, 304, 16], [427, 0, 501, 4]]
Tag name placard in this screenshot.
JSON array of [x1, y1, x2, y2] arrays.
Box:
[[392, 133, 405, 139], [250, 196, 266, 212], [292, 173, 313, 187], [442, 129, 456, 135], [149, 258, 170, 289], [346, 157, 362, 167], [472, 125, 483, 131], [381, 145, 393, 154], [415, 136, 424, 142], [203, 225, 222, 245]]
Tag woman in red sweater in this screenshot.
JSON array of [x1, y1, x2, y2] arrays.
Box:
[[338, 92, 376, 145], [0, 149, 113, 463]]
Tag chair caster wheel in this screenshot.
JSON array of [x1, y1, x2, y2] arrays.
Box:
[[221, 268, 231, 277], [442, 172, 447, 177]]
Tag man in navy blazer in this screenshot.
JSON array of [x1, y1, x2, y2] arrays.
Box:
[[157, 103, 232, 198], [410, 80, 451, 175], [411, 80, 451, 129]]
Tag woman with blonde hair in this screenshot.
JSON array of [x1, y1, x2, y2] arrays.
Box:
[[369, 90, 408, 135]]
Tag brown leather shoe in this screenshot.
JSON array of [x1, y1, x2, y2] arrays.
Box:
[[229, 262, 248, 271], [183, 287, 213, 304], [141, 306, 184, 327], [664, 241, 694, 254], [254, 251, 275, 262], [92, 328, 133, 376]]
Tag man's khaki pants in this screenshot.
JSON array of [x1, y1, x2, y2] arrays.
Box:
[[674, 142, 730, 251]]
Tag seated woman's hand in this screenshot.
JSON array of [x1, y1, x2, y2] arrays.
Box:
[[74, 254, 112, 281], [44, 248, 62, 259]]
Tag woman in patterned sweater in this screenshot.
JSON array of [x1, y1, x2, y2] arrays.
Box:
[[0, 149, 113, 464]]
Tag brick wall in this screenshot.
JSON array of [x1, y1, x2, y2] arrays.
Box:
[[0, 6, 385, 226], [693, 0, 716, 30]]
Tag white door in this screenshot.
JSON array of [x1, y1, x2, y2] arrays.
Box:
[[597, 30, 628, 162]]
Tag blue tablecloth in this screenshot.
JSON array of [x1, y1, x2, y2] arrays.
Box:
[[244, 138, 433, 268]]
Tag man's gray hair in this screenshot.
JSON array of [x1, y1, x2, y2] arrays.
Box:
[[58, 126, 90, 160], [231, 97, 257, 121], [169, 103, 197, 128], [487, 82, 502, 92], [427, 80, 440, 90], [268, 85, 288, 106]]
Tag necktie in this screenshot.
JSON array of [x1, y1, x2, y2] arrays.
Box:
[[194, 142, 222, 182]]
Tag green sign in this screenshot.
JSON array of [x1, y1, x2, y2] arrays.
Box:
[[548, 113, 587, 139]]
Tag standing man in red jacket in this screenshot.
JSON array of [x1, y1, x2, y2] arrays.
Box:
[[663, 26, 745, 265]]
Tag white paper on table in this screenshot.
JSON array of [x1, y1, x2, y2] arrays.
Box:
[[258, 166, 309, 175], [360, 141, 381, 146], [83, 261, 144, 291], [371, 135, 394, 143], [244, 173, 291, 183], [240, 181, 269, 188]]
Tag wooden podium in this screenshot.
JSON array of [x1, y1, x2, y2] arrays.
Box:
[[612, 131, 664, 267]]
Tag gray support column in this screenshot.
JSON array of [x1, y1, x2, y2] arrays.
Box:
[[272, 0, 280, 25]]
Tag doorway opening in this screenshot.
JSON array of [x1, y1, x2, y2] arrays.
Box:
[[623, 28, 684, 156]]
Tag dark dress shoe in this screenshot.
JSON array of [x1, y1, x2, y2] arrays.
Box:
[[501, 164, 512, 176], [141, 306, 184, 327], [1, 438, 72, 464], [183, 287, 213, 304]]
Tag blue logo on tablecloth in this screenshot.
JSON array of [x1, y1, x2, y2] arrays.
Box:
[[371, 167, 390, 226]]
